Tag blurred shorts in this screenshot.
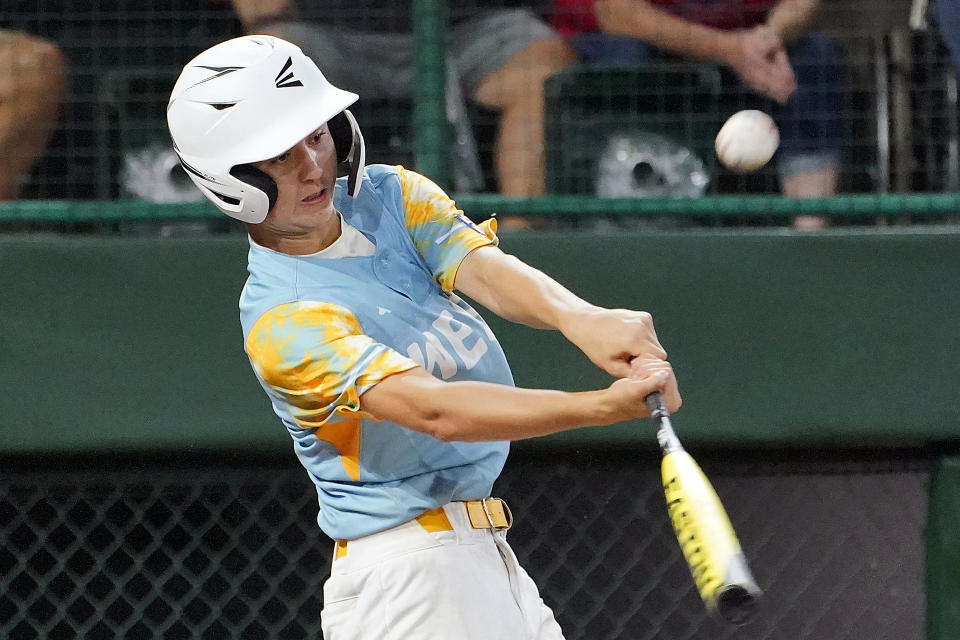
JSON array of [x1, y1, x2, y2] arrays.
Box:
[[258, 8, 561, 99]]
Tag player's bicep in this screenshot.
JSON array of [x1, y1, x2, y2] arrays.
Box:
[[358, 366, 446, 429], [454, 244, 558, 327], [453, 245, 511, 311]]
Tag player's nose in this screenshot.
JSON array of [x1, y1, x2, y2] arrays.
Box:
[[296, 144, 326, 182]]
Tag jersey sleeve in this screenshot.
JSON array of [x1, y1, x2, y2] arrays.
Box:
[[244, 301, 419, 429], [397, 165, 499, 292]]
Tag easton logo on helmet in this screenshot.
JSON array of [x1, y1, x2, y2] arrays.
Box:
[[275, 57, 303, 88]]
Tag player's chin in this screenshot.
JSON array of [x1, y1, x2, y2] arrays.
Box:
[[297, 196, 337, 221]]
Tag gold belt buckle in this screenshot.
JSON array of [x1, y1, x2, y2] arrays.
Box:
[[466, 497, 513, 530]]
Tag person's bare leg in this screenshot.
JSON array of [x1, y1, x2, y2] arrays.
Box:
[[231, 0, 297, 31], [783, 166, 837, 231], [473, 38, 577, 197], [0, 34, 66, 200]]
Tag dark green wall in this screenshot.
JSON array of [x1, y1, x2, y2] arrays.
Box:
[[927, 457, 960, 640], [2, 228, 959, 453]]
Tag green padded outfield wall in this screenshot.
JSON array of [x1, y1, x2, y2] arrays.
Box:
[[2, 228, 960, 453], [927, 457, 960, 640]]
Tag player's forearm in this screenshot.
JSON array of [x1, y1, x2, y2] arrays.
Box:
[[605, 0, 739, 64], [765, 0, 819, 44], [362, 368, 627, 441], [418, 381, 620, 441], [490, 261, 597, 331], [456, 247, 596, 331], [362, 361, 673, 441]]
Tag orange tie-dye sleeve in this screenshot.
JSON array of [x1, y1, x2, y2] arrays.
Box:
[[397, 165, 498, 292], [244, 301, 419, 429]]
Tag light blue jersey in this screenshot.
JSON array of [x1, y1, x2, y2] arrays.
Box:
[[240, 165, 512, 540]]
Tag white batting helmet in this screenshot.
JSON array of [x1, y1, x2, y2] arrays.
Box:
[[167, 35, 365, 223]]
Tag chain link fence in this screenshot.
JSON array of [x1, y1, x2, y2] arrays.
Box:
[[544, 0, 960, 204], [1, 450, 927, 639], [3, 1, 960, 205]]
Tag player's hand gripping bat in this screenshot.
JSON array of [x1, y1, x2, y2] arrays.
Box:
[[645, 391, 761, 625]]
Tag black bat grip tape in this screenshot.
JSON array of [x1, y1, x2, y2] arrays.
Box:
[[644, 391, 668, 418]]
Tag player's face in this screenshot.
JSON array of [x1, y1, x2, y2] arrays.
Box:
[[253, 124, 339, 232]]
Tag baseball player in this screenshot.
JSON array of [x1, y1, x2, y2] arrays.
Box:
[[167, 35, 681, 640]]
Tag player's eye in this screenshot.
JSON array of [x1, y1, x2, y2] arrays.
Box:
[[310, 129, 326, 144], [272, 151, 290, 164]]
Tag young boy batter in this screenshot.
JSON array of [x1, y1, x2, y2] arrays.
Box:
[[167, 35, 681, 639]]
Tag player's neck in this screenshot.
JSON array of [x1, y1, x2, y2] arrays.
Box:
[[247, 212, 343, 256]]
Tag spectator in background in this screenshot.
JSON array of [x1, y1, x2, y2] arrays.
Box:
[[0, 30, 66, 201], [230, 0, 577, 206], [553, 0, 846, 230], [937, 0, 960, 78]]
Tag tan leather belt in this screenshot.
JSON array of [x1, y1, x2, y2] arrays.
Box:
[[463, 497, 513, 530], [335, 498, 513, 559], [415, 498, 513, 532]]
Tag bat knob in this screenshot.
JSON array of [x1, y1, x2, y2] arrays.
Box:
[[715, 585, 760, 625]]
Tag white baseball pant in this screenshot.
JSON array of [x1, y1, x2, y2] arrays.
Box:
[[321, 500, 565, 639]]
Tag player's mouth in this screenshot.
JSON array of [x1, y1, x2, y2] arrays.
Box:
[[301, 188, 329, 206]]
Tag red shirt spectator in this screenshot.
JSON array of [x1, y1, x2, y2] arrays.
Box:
[[552, 0, 779, 35]]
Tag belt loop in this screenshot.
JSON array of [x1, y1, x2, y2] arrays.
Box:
[[481, 497, 513, 530], [480, 497, 497, 529], [500, 499, 514, 530]]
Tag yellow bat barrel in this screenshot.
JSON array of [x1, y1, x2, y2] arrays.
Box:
[[661, 449, 761, 624]]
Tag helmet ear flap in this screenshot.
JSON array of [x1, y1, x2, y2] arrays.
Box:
[[328, 111, 353, 164], [328, 109, 365, 197], [230, 164, 279, 214]]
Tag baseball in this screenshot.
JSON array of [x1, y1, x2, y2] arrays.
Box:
[[714, 110, 780, 173]]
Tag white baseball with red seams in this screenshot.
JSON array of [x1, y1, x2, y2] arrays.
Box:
[[714, 110, 780, 173]]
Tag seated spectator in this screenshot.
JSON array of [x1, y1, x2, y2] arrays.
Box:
[[0, 30, 66, 200], [230, 0, 577, 204], [553, 0, 847, 230], [937, 0, 960, 79]]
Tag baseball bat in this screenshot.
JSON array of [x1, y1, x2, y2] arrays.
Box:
[[645, 391, 761, 625]]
